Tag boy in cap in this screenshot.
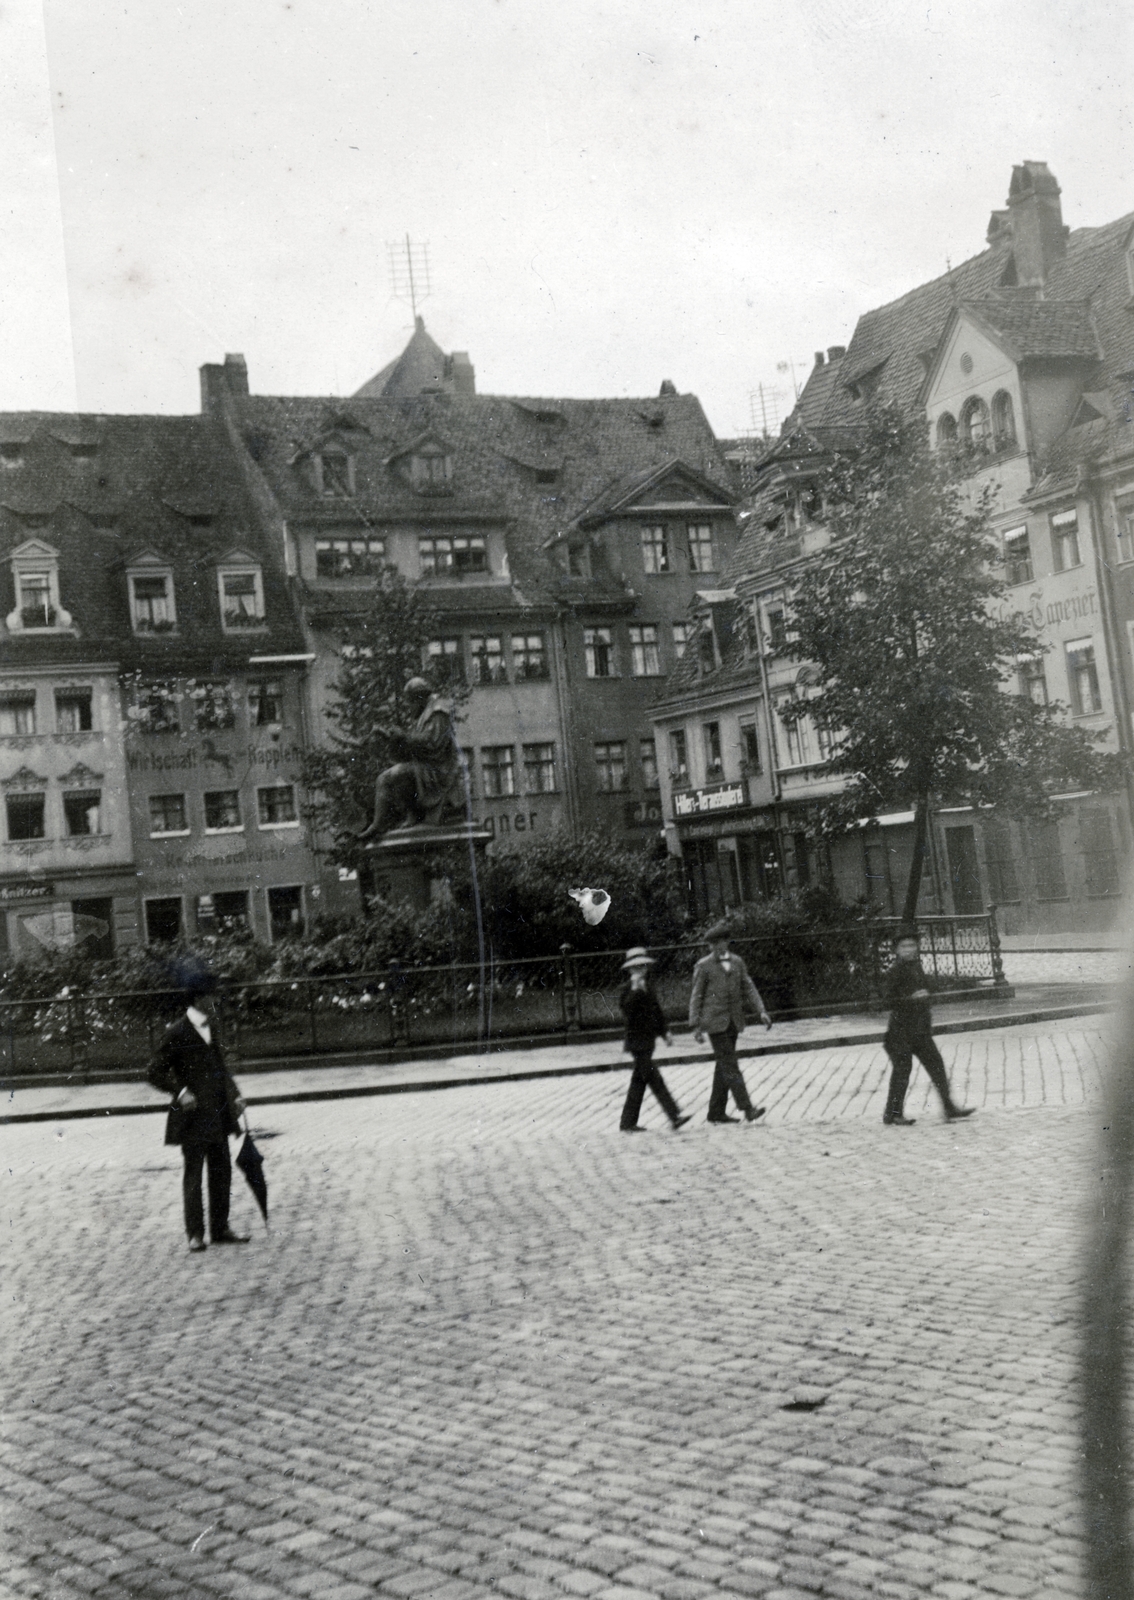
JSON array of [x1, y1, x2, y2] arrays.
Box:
[[689, 922, 772, 1123], [882, 927, 975, 1126], [618, 948, 691, 1133]]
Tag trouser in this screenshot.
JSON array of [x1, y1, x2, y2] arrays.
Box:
[[369, 763, 422, 837], [884, 1035, 956, 1118], [182, 1139, 232, 1241], [707, 1026, 756, 1119], [621, 1049, 681, 1128]]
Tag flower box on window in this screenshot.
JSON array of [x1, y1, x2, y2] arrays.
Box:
[[223, 609, 265, 630], [135, 616, 176, 634]]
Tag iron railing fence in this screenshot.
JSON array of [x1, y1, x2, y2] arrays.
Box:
[[0, 910, 1006, 1081]]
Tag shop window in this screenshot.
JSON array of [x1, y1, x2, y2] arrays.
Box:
[[72, 897, 113, 959], [1051, 509, 1082, 572], [991, 390, 1017, 448], [6, 792, 45, 840], [419, 535, 486, 574], [639, 737, 659, 791], [1003, 526, 1033, 586], [523, 742, 558, 794], [641, 526, 671, 574], [129, 569, 176, 633], [219, 567, 265, 630], [55, 690, 92, 733], [149, 793, 188, 836], [145, 897, 183, 943], [1081, 808, 1121, 897], [668, 729, 689, 787], [983, 821, 1020, 904], [702, 722, 724, 781], [257, 785, 298, 827], [629, 625, 661, 677], [584, 627, 615, 678], [470, 634, 506, 686], [594, 741, 627, 793], [512, 633, 548, 680], [63, 790, 101, 836], [0, 695, 36, 736], [315, 537, 385, 578], [426, 637, 465, 686], [204, 790, 243, 831], [687, 524, 715, 573], [1065, 638, 1102, 715], [482, 746, 516, 798], [268, 885, 305, 941], [1027, 818, 1068, 901], [248, 680, 283, 727], [197, 890, 251, 932]]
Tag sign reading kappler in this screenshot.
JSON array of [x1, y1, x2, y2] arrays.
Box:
[[673, 783, 745, 818]]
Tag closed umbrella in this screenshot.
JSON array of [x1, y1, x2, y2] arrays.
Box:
[[235, 1118, 268, 1225]]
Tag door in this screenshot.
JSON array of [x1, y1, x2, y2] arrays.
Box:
[[945, 826, 983, 914]]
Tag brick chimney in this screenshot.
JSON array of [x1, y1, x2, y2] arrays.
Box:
[[447, 351, 476, 395], [199, 352, 249, 415], [1007, 162, 1067, 289]]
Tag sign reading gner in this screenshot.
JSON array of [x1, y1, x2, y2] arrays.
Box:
[[674, 784, 745, 818]]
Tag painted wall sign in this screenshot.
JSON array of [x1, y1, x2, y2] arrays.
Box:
[[0, 882, 54, 902], [624, 800, 663, 829], [673, 783, 746, 817]]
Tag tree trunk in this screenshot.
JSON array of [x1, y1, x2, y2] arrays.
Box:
[[900, 791, 931, 925]]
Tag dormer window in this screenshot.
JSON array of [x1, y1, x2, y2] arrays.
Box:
[[411, 445, 453, 493], [419, 535, 486, 575], [318, 450, 354, 498], [7, 540, 72, 634], [218, 562, 265, 630], [127, 561, 176, 634]]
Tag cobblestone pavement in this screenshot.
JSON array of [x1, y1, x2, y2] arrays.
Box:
[[1, 1015, 1114, 1600]]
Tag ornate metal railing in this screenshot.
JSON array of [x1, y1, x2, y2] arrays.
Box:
[[0, 909, 1005, 1081]]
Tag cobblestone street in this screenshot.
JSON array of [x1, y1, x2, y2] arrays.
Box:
[[1, 1016, 1114, 1600]]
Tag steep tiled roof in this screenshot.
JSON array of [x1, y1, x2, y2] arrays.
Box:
[[0, 413, 304, 670], [231, 389, 732, 605], [960, 298, 1100, 361], [353, 318, 464, 399]]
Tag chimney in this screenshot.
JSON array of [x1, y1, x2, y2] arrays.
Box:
[[449, 351, 476, 395], [199, 354, 249, 415], [1007, 162, 1067, 289], [814, 351, 826, 367], [658, 379, 677, 396], [827, 346, 846, 362]]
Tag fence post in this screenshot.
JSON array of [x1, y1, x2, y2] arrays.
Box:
[[307, 980, 318, 1054], [559, 943, 580, 1034], [388, 960, 409, 1047], [866, 914, 883, 1008], [987, 903, 1008, 987]]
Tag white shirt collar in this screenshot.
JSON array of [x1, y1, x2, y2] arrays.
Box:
[[186, 1005, 212, 1042]]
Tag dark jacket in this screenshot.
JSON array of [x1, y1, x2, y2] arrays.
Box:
[[148, 1016, 243, 1145], [884, 958, 933, 1045], [620, 981, 669, 1054]]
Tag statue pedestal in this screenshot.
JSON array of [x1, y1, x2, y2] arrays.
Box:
[[364, 821, 492, 909]]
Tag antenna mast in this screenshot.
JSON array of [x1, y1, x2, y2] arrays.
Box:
[[387, 236, 432, 319]]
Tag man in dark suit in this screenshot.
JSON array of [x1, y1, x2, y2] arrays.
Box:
[[689, 923, 773, 1123], [882, 928, 975, 1126], [148, 972, 250, 1252]]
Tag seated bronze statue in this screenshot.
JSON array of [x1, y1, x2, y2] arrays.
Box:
[[357, 677, 469, 841]]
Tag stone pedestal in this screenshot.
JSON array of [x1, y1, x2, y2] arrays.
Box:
[[364, 821, 493, 909]]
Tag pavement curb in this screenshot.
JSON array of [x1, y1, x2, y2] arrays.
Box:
[[0, 1000, 1111, 1126]]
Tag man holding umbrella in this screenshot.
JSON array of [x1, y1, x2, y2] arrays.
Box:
[[148, 965, 251, 1253]]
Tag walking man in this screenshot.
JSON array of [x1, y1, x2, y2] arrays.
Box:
[[618, 947, 691, 1133], [689, 922, 772, 1124], [148, 969, 250, 1252], [882, 927, 975, 1126]]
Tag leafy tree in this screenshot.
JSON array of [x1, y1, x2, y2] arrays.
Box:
[[300, 569, 466, 877], [781, 404, 1126, 923]]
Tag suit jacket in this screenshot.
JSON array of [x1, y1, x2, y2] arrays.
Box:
[[148, 1015, 243, 1146], [883, 958, 933, 1046], [688, 952, 765, 1034], [620, 981, 668, 1053]]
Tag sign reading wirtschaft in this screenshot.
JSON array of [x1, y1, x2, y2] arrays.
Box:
[[673, 784, 745, 818]]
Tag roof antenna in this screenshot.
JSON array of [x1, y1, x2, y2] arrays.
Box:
[[387, 236, 432, 323]]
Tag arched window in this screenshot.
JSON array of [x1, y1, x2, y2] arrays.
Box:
[[936, 412, 958, 448], [992, 390, 1017, 449], [961, 397, 991, 451]]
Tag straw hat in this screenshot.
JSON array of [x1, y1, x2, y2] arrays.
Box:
[[621, 947, 655, 969]]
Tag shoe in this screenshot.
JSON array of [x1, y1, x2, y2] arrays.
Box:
[[211, 1228, 250, 1244], [946, 1106, 976, 1121], [620, 1125, 647, 1134], [671, 1115, 693, 1130], [707, 1114, 739, 1124], [744, 1107, 766, 1122], [188, 1236, 207, 1253], [883, 1113, 916, 1126]]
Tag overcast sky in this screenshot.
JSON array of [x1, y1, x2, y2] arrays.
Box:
[[2, 0, 1131, 436]]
